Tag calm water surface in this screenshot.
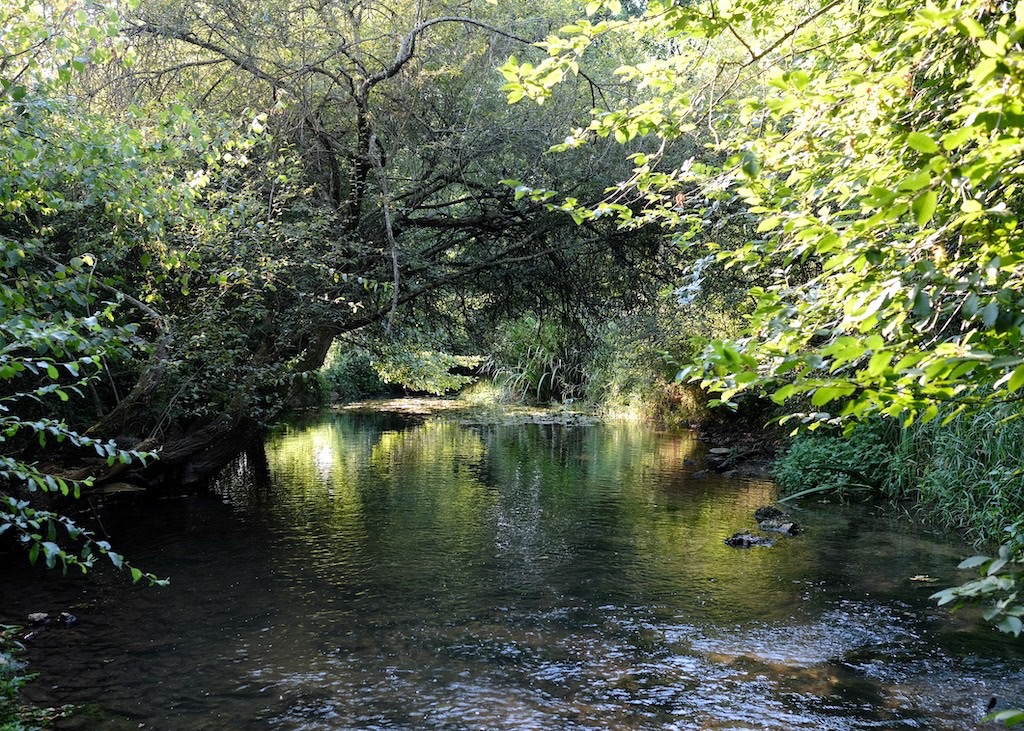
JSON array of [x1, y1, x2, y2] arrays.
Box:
[[2, 407, 1023, 730]]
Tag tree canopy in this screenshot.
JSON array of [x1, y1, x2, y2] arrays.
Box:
[[504, 0, 1024, 429], [1, 0, 691, 570], [6, 0, 1024, 577]]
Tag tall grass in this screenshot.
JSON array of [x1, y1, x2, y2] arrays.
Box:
[[884, 405, 1024, 545], [775, 405, 1024, 545]]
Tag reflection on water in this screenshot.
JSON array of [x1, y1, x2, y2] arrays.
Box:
[[2, 408, 1022, 730]]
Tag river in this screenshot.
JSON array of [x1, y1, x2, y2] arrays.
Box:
[[2, 404, 1022, 729]]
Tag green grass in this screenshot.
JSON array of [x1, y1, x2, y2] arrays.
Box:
[[884, 406, 1024, 544], [775, 405, 1024, 545]]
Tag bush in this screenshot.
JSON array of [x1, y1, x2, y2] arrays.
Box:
[[318, 346, 390, 402], [775, 406, 1024, 545], [485, 316, 589, 403], [774, 421, 895, 500]]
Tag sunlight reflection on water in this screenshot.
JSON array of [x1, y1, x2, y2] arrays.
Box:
[[3, 408, 1023, 730]]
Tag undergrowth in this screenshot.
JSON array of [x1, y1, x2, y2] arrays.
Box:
[[1, 625, 44, 731], [774, 405, 1024, 545]]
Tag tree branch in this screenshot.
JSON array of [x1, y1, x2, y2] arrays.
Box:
[[124, 21, 281, 90]]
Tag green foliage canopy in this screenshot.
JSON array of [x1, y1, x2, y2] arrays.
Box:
[[1, 0, 167, 581], [503, 0, 1024, 429]]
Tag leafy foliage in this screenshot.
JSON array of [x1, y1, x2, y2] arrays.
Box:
[[773, 422, 891, 501], [503, 0, 1024, 429], [485, 315, 592, 402], [932, 524, 1024, 637], [929, 523, 1024, 723], [885, 404, 1024, 543], [372, 345, 482, 396], [0, 0, 167, 582], [774, 404, 1024, 543], [319, 346, 391, 402]]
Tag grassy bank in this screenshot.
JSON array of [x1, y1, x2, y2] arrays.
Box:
[[774, 405, 1024, 546]]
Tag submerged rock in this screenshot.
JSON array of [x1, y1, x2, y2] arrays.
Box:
[[725, 532, 775, 548], [753, 505, 787, 523], [25, 611, 77, 628], [754, 506, 801, 535]]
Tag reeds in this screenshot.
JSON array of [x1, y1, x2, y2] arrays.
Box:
[[885, 405, 1024, 545], [775, 405, 1024, 546]]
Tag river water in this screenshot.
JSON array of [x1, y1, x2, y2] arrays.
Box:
[[2, 405, 1023, 729]]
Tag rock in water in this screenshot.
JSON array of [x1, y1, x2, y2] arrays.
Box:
[[753, 505, 801, 535], [724, 532, 775, 548], [754, 505, 787, 523], [758, 518, 802, 536]]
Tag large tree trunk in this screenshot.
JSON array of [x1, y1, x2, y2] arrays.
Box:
[[142, 414, 265, 489]]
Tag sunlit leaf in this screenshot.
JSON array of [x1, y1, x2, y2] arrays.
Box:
[[906, 132, 939, 154]]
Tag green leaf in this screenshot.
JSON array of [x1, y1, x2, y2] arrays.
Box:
[[991, 710, 1024, 725], [981, 301, 1000, 328], [954, 17, 985, 37], [741, 150, 761, 179], [41, 541, 61, 569], [958, 555, 990, 569], [811, 384, 855, 406], [1008, 364, 1024, 392], [906, 132, 939, 154], [942, 127, 973, 150], [912, 190, 937, 227], [997, 615, 1023, 636], [867, 351, 890, 377]]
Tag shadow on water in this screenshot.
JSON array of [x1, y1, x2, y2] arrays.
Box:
[[2, 406, 1023, 730]]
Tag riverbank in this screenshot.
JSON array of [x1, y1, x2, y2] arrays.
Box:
[[773, 407, 1024, 547]]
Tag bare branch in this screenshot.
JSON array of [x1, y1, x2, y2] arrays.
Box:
[[745, 0, 844, 67], [125, 21, 281, 90], [360, 16, 535, 96]]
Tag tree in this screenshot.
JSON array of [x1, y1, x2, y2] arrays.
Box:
[[0, 0, 697, 505], [502, 0, 1024, 429], [0, 0, 166, 581], [72, 0, 687, 463]]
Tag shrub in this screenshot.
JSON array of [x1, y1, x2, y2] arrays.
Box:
[[318, 346, 390, 402], [775, 406, 1024, 545], [774, 421, 894, 501], [485, 316, 589, 403]]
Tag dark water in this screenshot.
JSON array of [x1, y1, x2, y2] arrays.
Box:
[[2, 407, 1023, 730]]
